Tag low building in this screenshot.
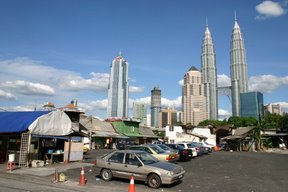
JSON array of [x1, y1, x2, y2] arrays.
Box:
[[165, 125, 216, 145]]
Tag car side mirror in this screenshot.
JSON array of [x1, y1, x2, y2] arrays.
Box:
[[137, 162, 142, 167]]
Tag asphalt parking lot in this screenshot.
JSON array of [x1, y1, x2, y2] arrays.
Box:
[[61, 149, 288, 192]]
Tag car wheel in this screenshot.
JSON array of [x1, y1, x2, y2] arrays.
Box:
[[101, 169, 113, 181], [147, 174, 162, 188]]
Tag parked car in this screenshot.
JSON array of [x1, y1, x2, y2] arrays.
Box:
[[128, 144, 179, 162], [152, 144, 178, 153], [190, 142, 206, 156], [165, 143, 192, 161], [198, 142, 213, 153], [95, 150, 185, 188], [176, 142, 198, 157]]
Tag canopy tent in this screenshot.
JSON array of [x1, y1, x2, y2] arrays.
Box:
[[0, 111, 49, 133], [28, 110, 73, 136]]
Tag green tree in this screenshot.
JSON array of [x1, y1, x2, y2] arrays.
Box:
[[262, 113, 281, 129], [198, 120, 227, 127], [279, 113, 288, 129]]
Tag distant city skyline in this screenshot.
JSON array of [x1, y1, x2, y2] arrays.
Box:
[[0, 1, 288, 119]]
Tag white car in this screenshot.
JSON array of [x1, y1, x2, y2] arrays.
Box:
[[177, 142, 198, 157]]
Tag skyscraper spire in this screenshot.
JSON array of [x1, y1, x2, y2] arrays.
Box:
[[230, 15, 248, 116], [201, 21, 218, 120]]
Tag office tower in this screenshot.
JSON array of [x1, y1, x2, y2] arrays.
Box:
[[201, 22, 218, 120], [158, 108, 177, 128], [107, 52, 129, 118], [151, 87, 161, 127], [240, 91, 264, 121], [230, 15, 249, 116], [182, 66, 207, 126], [133, 102, 147, 125], [264, 104, 281, 115]]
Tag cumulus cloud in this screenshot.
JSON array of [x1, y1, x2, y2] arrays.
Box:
[[217, 74, 231, 87], [0, 89, 17, 101], [178, 80, 184, 86], [256, 0, 287, 19], [218, 109, 232, 120], [249, 75, 288, 93], [1, 80, 55, 96], [60, 72, 110, 92], [78, 99, 108, 112], [0, 57, 73, 83], [129, 86, 144, 93]]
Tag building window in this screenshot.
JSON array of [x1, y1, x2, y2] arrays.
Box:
[[169, 125, 174, 132], [170, 139, 175, 144]]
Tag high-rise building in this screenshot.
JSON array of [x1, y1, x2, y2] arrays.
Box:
[[107, 52, 129, 118], [264, 104, 281, 115], [230, 15, 249, 116], [182, 66, 207, 126], [151, 87, 161, 128], [240, 91, 264, 121], [158, 108, 177, 128], [132, 102, 147, 125], [201, 23, 218, 120]]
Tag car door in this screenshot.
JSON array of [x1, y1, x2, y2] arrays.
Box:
[[106, 151, 126, 178], [122, 152, 147, 181]]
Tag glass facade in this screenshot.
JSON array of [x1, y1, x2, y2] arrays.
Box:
[[240, 92, 264, 121]]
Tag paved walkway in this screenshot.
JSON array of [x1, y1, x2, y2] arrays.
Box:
[[0, 161, 93, 176]]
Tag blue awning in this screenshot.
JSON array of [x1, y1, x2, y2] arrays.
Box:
[[0, 111, 49, 133]]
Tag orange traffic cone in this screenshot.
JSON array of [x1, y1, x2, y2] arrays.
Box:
[[128, 175, 136, 192], [79, 167, 87, 185]]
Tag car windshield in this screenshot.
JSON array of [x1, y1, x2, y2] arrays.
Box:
[[136, 152, 159, 165], [149, 145, 166, 154], [186, 143, 193, 148], [158, 144, 172, 151], [175, 144, 185, 150]]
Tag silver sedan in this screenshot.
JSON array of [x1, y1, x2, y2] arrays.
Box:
[[95, 150, 185, 188]]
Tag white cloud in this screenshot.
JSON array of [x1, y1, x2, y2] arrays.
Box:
[[218, 109, 232, 120], [217, 74, 231, 87], [178, 80, 184, 86], [162, 96, 182, 110], [1, 80, 55, 96], [129, 86, 144, 93], [60, 72, 109, 92], [256, 0, 287, 19], [0, 89, 17, 101], [0, 105, 36, 112], [0, 57, 73, 83], [249, 75, 288, 93]]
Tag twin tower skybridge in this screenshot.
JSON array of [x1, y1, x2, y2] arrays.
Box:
[[218, 86, 232, 103]]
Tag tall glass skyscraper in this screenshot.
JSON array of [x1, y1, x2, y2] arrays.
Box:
[[151, 87, 161, 128], [107, 52, 129, 118], [201, 23, 218, 120], [240, 91, 263, 121], [230, 16, 248, 116]]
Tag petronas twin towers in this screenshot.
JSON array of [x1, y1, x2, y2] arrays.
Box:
[[201, 15, 248, 120]]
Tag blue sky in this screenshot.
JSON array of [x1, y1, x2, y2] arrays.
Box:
[[0, 0, 287, 120]]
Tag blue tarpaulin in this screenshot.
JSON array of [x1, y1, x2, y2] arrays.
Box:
[[0, 111, 49, 133]]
